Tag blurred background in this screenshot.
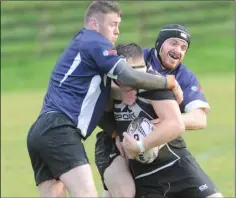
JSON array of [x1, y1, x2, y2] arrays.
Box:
[[1, 1, 234, 197]]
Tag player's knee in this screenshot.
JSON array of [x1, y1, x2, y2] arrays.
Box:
[[120, 184, 136, 197], [104, 156, 135, 197], [102, 190, 112, 198], [206, 192, 224, 198], [104, 170, 135, 198], [110, 185, 135, 198], [38, 180, 66, 198], [106, 176, 135, 197]]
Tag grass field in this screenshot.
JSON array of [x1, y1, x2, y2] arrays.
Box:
[[1, 74, 234, 197]]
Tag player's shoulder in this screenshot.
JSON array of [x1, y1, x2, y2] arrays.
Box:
[[142, 48, 152, 54], [142, 48, 154, 61], [177, 63, 198, 84]]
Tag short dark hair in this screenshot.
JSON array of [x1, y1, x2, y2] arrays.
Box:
[[85, 1, 121, 24], [116, 43, 143, 60]]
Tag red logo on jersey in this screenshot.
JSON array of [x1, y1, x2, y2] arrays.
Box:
[[191, 85, 202, 92], [103, 49, 117, 56]]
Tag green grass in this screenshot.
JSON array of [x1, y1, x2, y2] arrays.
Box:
[[1, 74, 234, 197]]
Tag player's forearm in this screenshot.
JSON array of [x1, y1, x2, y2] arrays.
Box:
[[143, 119, 185, 150], [115, 62, 176, 90], [182, 109, 207, 130]]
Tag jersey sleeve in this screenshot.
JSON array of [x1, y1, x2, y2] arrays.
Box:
[[138, 89, 175, 101], [90, 41, 122, 79], [180, 72, 210, 113]]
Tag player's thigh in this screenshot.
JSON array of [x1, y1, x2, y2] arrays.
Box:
[[40, 125, 97, 196], [95, 131, 118, 191], [27, 148, 56, 187], [27, 120, 57, 186], [176, 155, 220, 198], [95, 131, 115, 178], [102, 190, 112, 198], [59, 164, 97, 197], [104, 155, 136, 198], [28, 112, 89, 179], [38, 124, 88, 178], [39, 179, 66, 198]]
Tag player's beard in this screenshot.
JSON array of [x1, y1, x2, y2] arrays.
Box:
[[160, 51, 182, 70]]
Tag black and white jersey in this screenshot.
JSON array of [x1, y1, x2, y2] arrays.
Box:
[[114, 89, 174, 135], [114, 89, 189, 179]]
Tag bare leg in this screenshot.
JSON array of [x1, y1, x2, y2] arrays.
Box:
[[59, 164, 98, 197], [38, 180, 66, 198], [104, 156, 135, 198], [206, 193, 224, 198]]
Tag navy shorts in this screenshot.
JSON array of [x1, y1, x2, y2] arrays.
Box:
[[27, 112, 89, 186]]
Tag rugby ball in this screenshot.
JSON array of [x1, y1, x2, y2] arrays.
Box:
[[127, 117, 159, 164]]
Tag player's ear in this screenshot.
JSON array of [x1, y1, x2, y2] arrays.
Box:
[[90, 17, 99, 31]]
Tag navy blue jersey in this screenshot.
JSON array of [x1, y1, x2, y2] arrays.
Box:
[[143, 48, 210, 113], [40, 28, 122, 138]]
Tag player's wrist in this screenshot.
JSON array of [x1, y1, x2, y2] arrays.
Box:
[[166, 75, 176, 89], [137, 140, 146, 153]]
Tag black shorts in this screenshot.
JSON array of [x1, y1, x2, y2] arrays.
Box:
[[95, 131, 120, 190], [135, 155, 219, 198], [27, 112, 89, 186]]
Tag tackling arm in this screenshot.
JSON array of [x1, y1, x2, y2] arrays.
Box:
[[114, 60, 176, 90], [181, 108, 208, 130], [179, 70, 210, 130]]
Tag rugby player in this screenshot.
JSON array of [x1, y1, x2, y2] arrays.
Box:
[[96, 42, 185, 197], [95, 24, 223, 198], [26, 1, 176, 198]]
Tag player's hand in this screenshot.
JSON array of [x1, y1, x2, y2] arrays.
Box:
[[122, 132, 140, 159], [172, 80, 183, 104], [115, 136, 125, 157], [121, 86, 137, 106]]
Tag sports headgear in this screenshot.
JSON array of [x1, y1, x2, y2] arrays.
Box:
[[155, 24, 191, 54]]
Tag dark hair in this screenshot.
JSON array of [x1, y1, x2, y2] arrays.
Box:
[[85, 1, 121, 24], [116, 43, 143, 60]]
